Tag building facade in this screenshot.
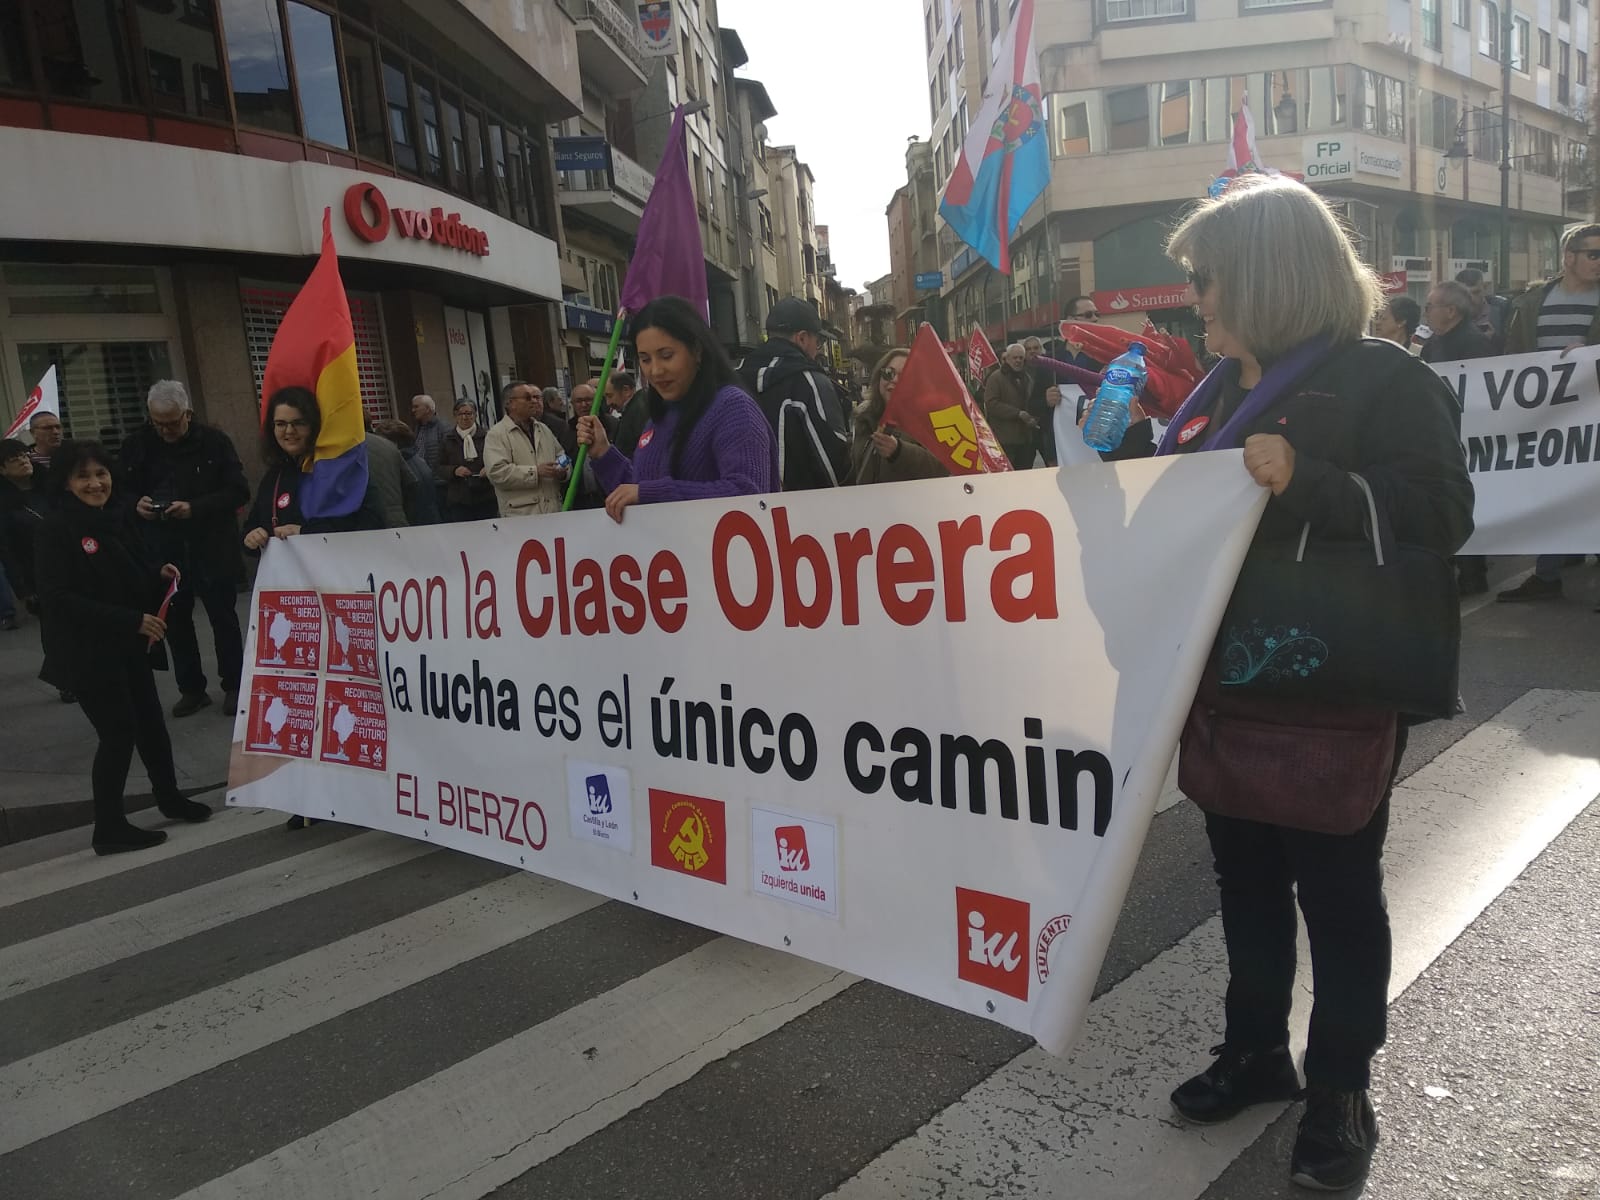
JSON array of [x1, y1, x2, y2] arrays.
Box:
[[0, 0, 578, 470], [918, 0, 1594, 342]]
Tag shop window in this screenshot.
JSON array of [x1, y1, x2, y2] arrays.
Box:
[[415, 79, 445, 182], [242, 283, 392, 425], [134, 1, 227, 119], [382, 53, 418, 172], [4, 264, 163, 316], [219, 0, 297, 134], [0, 3, 31, 90], [34, 0, 137, 106], [285, 2, 348, 149], [341, 28, 388, 163], [17, 341, 173, 454]]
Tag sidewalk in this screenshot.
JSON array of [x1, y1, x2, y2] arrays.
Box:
[[0, 597, 244, 845]]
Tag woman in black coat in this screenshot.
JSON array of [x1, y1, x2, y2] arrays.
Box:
[[435, 398, 497, 522], [1154, 177, 1473, 1193], [243, 387, 383, 550], [36, 441, 212, 854]]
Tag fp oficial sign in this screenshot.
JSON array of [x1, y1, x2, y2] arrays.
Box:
[[1303, 137, 1354, 181]]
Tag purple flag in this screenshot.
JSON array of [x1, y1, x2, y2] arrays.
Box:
[[620, 106, 708, 317]]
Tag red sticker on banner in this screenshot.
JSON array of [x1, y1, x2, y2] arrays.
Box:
[[321, 593, 380, 679], [319, 679, 389, 772], [244, 673, 319, 759], [1177, 416, 1210, 445], [255, 590, 323, 670], [80, 537, 99, 555]]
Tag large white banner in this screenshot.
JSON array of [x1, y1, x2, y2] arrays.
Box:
[[1435, 345, 1600, 555], [229, 457, 1265, 1054]]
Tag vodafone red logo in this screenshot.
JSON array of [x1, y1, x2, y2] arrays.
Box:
[[80, 537, 99, 555], [343, 183, 490, 257], [636, 428, 655, 450], [1176, 415, 1210, 445]]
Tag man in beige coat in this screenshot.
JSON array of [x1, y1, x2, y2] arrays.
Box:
[[483, 381, 568, 517]]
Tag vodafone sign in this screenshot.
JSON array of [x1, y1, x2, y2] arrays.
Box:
[[343, 182, 490, 258]]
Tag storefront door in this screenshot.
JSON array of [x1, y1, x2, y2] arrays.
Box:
[[443, 306, 498, 423]]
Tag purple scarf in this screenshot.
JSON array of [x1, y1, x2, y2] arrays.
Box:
[[1155, 336, 1336, 455]]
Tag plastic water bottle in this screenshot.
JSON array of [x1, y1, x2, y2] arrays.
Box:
[[1082, 343, 1148, 453]]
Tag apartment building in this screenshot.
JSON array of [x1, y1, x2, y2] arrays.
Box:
[[770, 146, 822, 308], [919, 0, 1593, 341], [0, 0, 577, 464]]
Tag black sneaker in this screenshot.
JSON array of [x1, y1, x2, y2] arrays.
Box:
[[158, 795, 213, 823], [1290, 1087, 1379, 1191], [1498, 575, 1563, 602], [1171, 1043, 1301, 1124], [172, 691, 213, 718]]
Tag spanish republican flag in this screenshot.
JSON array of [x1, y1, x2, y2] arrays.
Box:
[[881, 325, 1011, 475], [261, 208, 367, 519]]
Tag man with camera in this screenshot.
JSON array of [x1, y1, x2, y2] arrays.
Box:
[[120, 381, 250, 716]]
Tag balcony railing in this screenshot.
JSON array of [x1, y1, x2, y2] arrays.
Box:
[[578, 0, 648, 74]]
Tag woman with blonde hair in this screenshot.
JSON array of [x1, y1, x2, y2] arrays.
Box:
[[1157, 175, 1472, 1191], [850, 348, 947, 484]]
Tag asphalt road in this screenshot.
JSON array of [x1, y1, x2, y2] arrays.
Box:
[[1, 557, 1596, 1200]]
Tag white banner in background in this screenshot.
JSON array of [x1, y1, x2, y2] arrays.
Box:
[[1435, 345, 1600, 555], [230, 458, 1266, 1054]]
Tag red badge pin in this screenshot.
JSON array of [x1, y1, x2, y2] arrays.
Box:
[[81, 537, 99, 555], [276, 492, 292, 509], [1177, 415, 1210, 445], [636, 428, 655, 450]]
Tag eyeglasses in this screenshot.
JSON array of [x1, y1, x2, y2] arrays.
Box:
[[273, 419, 311, 432], [879, 366, 900, 383]]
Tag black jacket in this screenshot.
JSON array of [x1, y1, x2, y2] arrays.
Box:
[[1172, 338, 1473, 555], [243, 460, 383, 546], [436, 427, 495, 512], [612, 391, 650, 459], [739, 339, 851, 490], [118, 421, 249, 584], [0, 477, 49, 597], [1420, 319, 1494, 364], [35, 497, 169, 689]]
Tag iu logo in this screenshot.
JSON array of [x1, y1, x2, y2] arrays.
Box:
[[955, 887, 1030, 1001], [774, 825, 809, 872], [585, 773, 613, 816]]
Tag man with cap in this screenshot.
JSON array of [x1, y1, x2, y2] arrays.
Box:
[[740, 297, 851, 491]]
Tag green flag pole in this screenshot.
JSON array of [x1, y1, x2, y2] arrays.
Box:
[[562, 308, 628, 512]]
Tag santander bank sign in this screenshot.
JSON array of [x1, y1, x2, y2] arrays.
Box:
[[343, 182, 490, 258]]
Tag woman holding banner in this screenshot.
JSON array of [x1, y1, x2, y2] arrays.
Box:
[[575, 297, 777, 523], [1157, 175, 1473, 1192], [850, 348, 947, 485], [242, 387, 383, 551], [36, 441, 212, 854]]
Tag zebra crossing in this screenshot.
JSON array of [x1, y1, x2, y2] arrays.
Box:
[[2, 688, 1596, 1200]]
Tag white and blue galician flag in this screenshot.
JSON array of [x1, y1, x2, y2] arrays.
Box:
[[938, 0, 1049, 275]]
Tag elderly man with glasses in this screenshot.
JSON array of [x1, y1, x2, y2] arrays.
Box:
[[1419, 281, 1492, 364], [119, 380, 250, 717]]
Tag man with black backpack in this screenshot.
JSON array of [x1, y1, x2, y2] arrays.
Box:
[[740, 298, 851, 490]]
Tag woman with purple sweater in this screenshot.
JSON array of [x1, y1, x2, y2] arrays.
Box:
[[577, 297, 778, 523]]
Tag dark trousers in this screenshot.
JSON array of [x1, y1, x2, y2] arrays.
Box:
[[75, 653, 181, 828], [166, 575, 243, 695], [1203, 728, 1407, 1090], [1002, 440, 1038, 471]]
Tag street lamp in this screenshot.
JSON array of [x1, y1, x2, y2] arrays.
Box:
[[633, 97, 710, 123], [745, 187, 768, 200]]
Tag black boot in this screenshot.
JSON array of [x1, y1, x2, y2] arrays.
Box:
[[1171, 1043, 1301, 1124], [92, 822, 169, 856], [158, 794, 213, 823], [1290, 1087, 1379, 1191]]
